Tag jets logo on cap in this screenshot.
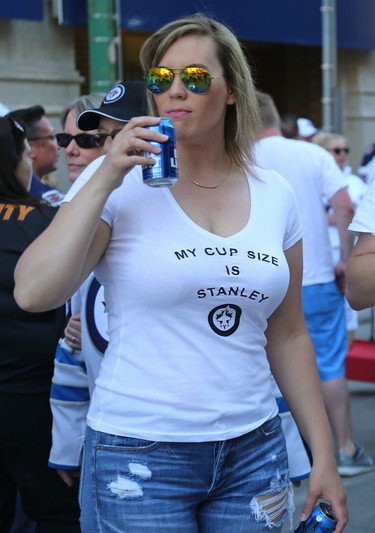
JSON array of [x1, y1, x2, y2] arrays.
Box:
[[104, 84, 125, 104]]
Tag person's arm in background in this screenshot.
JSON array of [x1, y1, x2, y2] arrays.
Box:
[[344, 179, 375, 309], [49, 279, 92, 487], [266, 240, 348, 532], [346, 232, 375, 310], [48, 338, 89, 487], [329, 188, 354, 292]]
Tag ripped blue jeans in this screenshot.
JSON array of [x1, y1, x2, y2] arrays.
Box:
[[79, 416, 293, 532]]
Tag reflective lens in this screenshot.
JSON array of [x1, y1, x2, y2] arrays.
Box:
[[145, 67, 213, 94], [56, 133, 104, 149]]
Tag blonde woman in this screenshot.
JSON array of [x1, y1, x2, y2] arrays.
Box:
[[15, 15, 347, 532]]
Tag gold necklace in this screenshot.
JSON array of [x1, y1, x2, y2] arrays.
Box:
[[189, 162, 232, 190]]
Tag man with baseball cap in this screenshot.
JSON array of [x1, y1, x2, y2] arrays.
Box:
[[296, 117, 319, 142], [48, 80, 147, 489]]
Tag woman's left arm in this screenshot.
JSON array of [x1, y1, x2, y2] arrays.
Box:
[[346, 232, 375, 310], [265, 239, 348, 532]]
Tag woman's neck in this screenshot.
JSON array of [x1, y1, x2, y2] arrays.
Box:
[[176, 143, 231, 180]]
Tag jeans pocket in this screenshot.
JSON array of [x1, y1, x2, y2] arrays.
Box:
[[96, 434, 160, 453], [257, 415, 282, 439]]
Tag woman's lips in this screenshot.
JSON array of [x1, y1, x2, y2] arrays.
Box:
[[167, 109, 191, 118]]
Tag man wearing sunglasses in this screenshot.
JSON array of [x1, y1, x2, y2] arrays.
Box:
[[48, 80, 147, 489], [6, 105, 64, 206]]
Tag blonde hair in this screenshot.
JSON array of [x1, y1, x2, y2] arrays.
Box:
[[60, 93, 106, 128], [139, 13, 260, 174], [312, 131, 347, 150]]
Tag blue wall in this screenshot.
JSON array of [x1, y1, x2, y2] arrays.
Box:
[[2, 0, 374, 50], [0, 0, 43, 20]]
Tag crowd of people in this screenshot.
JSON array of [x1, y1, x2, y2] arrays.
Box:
[[1, 11, 374, 533], [255, 93, 374, 480]]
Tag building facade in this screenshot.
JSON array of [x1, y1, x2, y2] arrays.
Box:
[[1, 0, 375, 190]]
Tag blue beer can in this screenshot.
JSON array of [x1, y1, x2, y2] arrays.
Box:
[[294, 502, 336, 532], [142, 118, 178, 187]]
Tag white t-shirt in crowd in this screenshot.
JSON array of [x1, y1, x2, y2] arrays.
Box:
[[358, 155, 375, 186], [63, 160, 302, 442], [349, 177, 375, 234], [255, 136, 347, 286], [328, 167, 367, 263]]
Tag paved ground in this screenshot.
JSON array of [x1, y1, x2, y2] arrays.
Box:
[[283, 309, 375, 532]]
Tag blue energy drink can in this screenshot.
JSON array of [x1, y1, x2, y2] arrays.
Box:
[[142, 118, 178, 187], [294, 502, 337, 532]]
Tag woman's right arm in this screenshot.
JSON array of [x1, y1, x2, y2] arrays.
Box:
[[14, 116, 167, 312], [14, 178, 111, 312]]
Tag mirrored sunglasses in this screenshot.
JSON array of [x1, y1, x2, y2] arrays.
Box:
[[331, 147, 349, 155], [144, 67, 215, 95]]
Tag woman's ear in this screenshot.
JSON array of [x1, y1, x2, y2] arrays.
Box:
[[226, 89, 236, 105]]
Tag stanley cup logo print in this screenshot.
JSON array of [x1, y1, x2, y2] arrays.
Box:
[[208, 304, 242, 336]]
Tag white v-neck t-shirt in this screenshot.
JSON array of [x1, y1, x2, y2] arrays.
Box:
[[64, 160, 302, 442]]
